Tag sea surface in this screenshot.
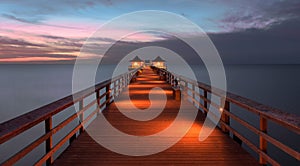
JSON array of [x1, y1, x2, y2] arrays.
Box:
[[0, 64, 299, 165]]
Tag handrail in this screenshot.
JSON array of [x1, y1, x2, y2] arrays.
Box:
[[152, 66, 300, 165], [0, 67, 141, 166]]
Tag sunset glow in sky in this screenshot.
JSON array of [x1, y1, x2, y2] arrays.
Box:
[[0, 0, 300, 63]]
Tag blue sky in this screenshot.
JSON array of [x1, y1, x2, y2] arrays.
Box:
[[1, 0, 292, 32]]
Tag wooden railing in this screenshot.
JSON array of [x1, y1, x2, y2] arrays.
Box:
[[0, 67, 141, 166], [152, 66, 300, 166]]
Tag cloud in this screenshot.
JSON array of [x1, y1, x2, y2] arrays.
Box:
[[1, 13, 83, 29], [1, 0, 300, 64], [2, 13, 41, 24], [0, 36, 78, 62], [3, 16, 300, 65], [89, 37, 117, 43], [39, 35, 72, 40], [217, 0, 300, 32], [0, 53, 75, 59], [94, 16, 300, 65], [0, 36, 46, 47], [0, 0, 112, 17], [101, 0, 113, 6], [38, 35, 84, 48]]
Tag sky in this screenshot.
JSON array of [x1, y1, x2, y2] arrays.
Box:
[[0, 0, 300, 64]]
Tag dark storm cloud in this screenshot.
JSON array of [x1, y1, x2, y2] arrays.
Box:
[[219, 0, 300, 31], [98, 17, 300, 64], [209, 18, 300, 64]]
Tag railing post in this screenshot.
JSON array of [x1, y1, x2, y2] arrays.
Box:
[[166, 73, 169, 83], [106, 83, 111, 107], [259, 116, 268, 165], [128, 73, 131, 85], [220, 97, 230, 134], [79, 100, 84, 133], [203, 90, 208, 113], [122, 76, 125, 89], [115, 80, 119, 96], [192, 84, 195, 105], [96, 90, 100, 113], [121, 76, 124, 89], [118, 79, 121, 95], [183, 81, 187, 90], [120, 78, 123, 93], [120, 78, 122, 93], [124, 74, 126, 87], [128, 73, 130, 85], [126, 74, 128, 86], [113, 81, 116, 97], [45, 117, 53, 166], [119, 78, 122, 93]]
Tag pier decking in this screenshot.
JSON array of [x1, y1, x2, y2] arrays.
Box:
[[53, 67, 258, 165]]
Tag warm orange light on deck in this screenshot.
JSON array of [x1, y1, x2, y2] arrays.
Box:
[[124, 90, 172, 95]]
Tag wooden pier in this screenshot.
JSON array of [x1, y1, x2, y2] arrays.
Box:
[[0, 66, 299, 165], [53, 67, 257, 165]]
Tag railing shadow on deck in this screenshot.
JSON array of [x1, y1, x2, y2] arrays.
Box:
[[152, 66, 300, 166]]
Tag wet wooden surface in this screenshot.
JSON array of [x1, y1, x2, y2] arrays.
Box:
[[53, 67, 258, 165]]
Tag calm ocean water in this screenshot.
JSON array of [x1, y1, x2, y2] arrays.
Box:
[[0, 64, 299, 165]]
